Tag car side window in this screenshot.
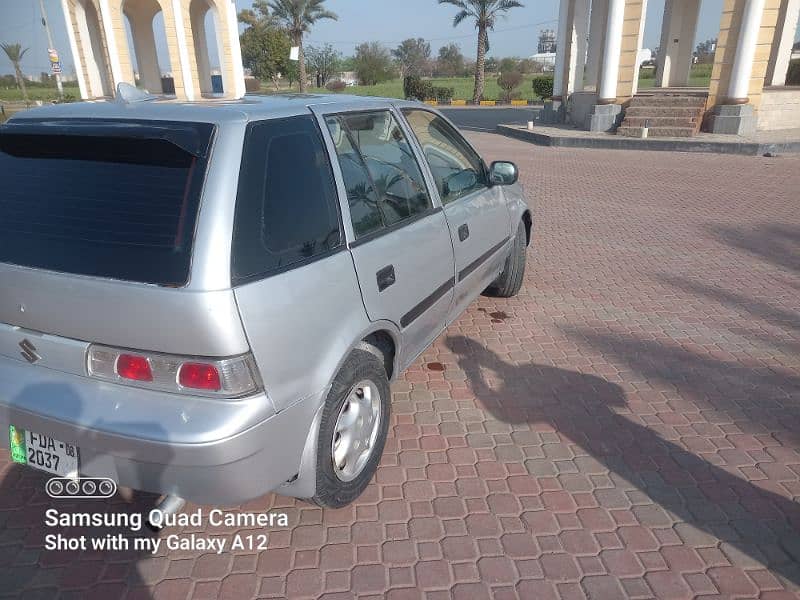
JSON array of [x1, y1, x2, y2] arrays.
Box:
[[401, 109, 487, 204], [231, 115, 343, 283], [325, 111, 433, 239]]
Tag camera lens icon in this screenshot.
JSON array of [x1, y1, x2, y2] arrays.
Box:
[[46, 479, 64, 496], [46, 477, 117, 499]]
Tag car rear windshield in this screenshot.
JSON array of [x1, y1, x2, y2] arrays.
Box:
[[0, 120, 213, 286]]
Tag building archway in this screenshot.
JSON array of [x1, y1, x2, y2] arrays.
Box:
[[122, 0, 173, 94], [644, 0, 723, 90], [74, 0, 112, 97], [189, 0, 225, 95]]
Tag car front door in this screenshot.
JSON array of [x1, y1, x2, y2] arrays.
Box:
[[317, 107, 456, 369], [401, 108, 513, 323]]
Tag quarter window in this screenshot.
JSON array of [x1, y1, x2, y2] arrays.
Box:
[[326, 111, 433, 239], [402, 109, 487, 204], [232, 115, 342, 283]]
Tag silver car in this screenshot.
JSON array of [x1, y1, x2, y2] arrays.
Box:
[[0, 94, 531, 508]]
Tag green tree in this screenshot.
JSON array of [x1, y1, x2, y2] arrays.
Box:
[[1, 42, 30, 103], [267, 0, 337, 93], [307, 44, 340, 87], [436, 43, 465, 76], [438, 0, 524, 102], [694, 38, 717, 64], [353, 42, 395, 86], [497, 69, 522, 101], [392, 38, 431, 78], [238, 2, 296, 90], [498, 57, 519, 73]]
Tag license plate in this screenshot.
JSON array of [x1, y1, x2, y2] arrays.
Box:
[[9, 426, 79, 477]]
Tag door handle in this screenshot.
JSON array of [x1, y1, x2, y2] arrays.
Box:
[[458, 223, 470, 242], [376, 265, 396, 292]]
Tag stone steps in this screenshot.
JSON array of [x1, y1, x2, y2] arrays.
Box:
[[625, 106, 700, 118], [622, 116, 697, 128], [627, 96, 707, 107], [617, 125, 696, 138], [617, 92, 708, 137]]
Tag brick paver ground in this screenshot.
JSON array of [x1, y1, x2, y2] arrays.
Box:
[[1, 135, 799, 599]]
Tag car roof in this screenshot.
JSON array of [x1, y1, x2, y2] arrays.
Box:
[[8, 94, 422, 125]]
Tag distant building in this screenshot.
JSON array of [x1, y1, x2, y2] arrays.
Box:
[[538, 29, 557, 54], [529, 52, 556, 72], [337, 71, 358, 86]]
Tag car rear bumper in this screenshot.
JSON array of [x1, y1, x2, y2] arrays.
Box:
[[0, 357, 321, 504]]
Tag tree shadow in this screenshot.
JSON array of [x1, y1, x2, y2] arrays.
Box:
[[564, 328, 800, 448], [446, 334, 800, 587], [0, 383, 167, 598], [706, 224, 800, 276], [659, 274, 800, 333]]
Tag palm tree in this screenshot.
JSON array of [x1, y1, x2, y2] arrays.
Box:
[[438, 0, 523, 103], [1, 42, 30, 103], [267, 0, 337, 93]]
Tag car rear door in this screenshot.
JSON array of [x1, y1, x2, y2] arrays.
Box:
[[315, 106, 456, 368], [401, 108, 513, 323]]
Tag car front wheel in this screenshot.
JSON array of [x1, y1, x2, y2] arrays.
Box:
[[484, 221, 527, 298]]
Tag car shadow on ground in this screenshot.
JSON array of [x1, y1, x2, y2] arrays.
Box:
[[0, 384, 165, 598], [445, 334, 800, 587]]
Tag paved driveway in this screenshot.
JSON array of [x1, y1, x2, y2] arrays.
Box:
[[440, 107, 540, 132], [1, 135, 799, 599]]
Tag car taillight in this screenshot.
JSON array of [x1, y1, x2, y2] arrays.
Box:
[[179, 363, 221, 391], [116, 354, 153, 382], [87, 345, 261, 399]]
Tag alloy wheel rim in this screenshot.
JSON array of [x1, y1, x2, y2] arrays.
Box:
[[331, 380, 381, 482]]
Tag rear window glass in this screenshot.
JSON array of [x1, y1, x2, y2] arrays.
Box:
[[231, 115, 342, 284], [0, 122, 213, 286]]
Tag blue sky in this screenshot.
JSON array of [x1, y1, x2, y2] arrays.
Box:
[[0, 0, 788, 77]]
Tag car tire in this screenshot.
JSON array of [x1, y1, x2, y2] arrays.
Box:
[[484, 221, 527, 298], [311, 349, 391, 508]]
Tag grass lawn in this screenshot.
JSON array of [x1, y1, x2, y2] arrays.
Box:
[[298, 64, 714, 101], [307, 75, 548, 102], [0, 85, 81, 103], [638, 63, 712, 89]]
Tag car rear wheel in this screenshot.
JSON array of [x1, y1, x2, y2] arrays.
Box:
[[311, 349, 390, 508], [484, 221, 527, 298]]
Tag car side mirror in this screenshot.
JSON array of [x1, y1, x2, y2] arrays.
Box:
[[489, 161, 519, 186]]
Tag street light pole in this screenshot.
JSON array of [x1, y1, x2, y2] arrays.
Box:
[[38, 0, 64, 99]]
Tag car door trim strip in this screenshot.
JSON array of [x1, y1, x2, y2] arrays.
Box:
[[458, 237, 510, 283], [400, 276, 456, 329]]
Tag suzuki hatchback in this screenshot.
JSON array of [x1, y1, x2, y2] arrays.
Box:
[[0, 94, 531, 508]]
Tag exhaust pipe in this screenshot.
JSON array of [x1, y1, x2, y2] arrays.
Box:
[[146, 494, 186, 531]]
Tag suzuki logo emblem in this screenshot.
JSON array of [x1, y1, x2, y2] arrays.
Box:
[[19, 339, 41, 364]]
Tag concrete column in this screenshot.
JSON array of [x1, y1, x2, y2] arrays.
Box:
[[585, 0, 609, 89], [656, 0, 702, 87], [572, 0, 591, 91], [552, 0, 574, 101], [190, 1, 213, 94], [171, 0, 197, 100], [766, 0, 800, 85], [598, 0, 625, 102], [128, 14, 162, 92], [225, 0, 246, 99], [62, 0, 88, 99], [727, 0, 766, 102], [97, 0, 123, 89]]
